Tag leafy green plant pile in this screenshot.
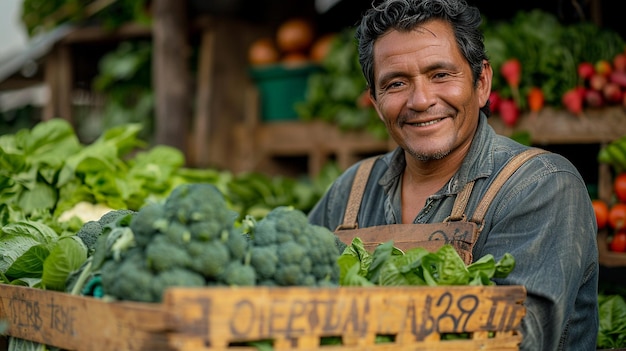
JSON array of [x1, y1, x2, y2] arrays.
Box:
[[597, 293, 626, 348], [0, 119, 339, 291], [484, 10, 625, 109], [0, 118, 337, 224], [21, 0, 151, 37], [0, 118, 210, 225], [338, 238, 515, 287]]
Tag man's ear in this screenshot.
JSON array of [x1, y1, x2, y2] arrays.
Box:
[[478, 60, 493, 108], [370, 88, 387, 123]]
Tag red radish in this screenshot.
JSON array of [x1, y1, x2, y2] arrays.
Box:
[[501, 58, 522, 88], [562, 88, 583, 115], [498, 99, 519, 126], [527, 87, 544, 112], [609, 71, 626, 88], [603, 82, 623, 104], [577, 62, 595, 80], [584, 89, 604, 108], [489, 91, 502, 114], [590, 73, 608, 91], [614, 53, 626, 73], [595, 60, 612, 77]]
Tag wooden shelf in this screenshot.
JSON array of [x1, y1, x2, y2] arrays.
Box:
[[234, 107, 626, 177], [233, 120, 395, 177], [488, 106, 626, 145]]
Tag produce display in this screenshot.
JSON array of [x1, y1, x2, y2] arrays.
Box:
[[247, 17, 332, 67], [296, 10, 626, 133], [0, 119, 339, 292], [66, 184, 342, 303], [65, 183, 515, 304], [485, 10, 625, 125], [0, 126, 624, 349], [597, 137, 626, 254]]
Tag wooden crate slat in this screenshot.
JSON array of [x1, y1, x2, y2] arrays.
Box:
[[1, 284, 525, 351], [0, 285, 170, 351], [167, 335, 523, 351], [163, 285, 525, 348]]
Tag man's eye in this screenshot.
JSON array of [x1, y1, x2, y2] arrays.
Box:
[[433, 72, 449, 79]]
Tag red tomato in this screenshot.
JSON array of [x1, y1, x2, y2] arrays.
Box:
[[614, 173, 626, 203], [610, 231, 626, 252], [592, 199, 609, 230], [608, 203, 626, 231]]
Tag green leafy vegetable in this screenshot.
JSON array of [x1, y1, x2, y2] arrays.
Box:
[[338, 237, 515, 287], [597, 294, 626, 348], [0, 220, 87, 290]]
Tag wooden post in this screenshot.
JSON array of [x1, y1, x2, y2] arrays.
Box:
[[190, 25, 216, 167], [42, 44, 73, 123], [152, 0, 191, 154], [57, 44, 73, 123]]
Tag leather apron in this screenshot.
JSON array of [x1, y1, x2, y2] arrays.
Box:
[[334, 148, 547, 265]]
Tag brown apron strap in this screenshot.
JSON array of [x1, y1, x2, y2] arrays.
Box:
[[470, 147, 548, 225], [335, 156, 379, 231], [448, 181, 475, 221]]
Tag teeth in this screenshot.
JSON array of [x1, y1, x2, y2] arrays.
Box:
[[413, 118, 441, 127]]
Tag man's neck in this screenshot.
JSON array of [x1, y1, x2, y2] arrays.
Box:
[[399, 147, 469, 223]]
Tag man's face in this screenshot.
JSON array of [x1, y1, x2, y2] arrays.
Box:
[[371, 19, 491, 161]]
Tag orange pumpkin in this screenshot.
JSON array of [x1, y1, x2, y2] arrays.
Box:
[[276, 18, 315, 54]]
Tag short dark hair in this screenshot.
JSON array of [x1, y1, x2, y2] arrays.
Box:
[[355, 0, 491, 115]]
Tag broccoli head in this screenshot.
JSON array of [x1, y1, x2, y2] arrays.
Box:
[[100, 247, 206, 303], [145, 234, 193, 272], [130, 202, 167, 247], [163, 183, 238, 228], [96, 184, 342, 302], [99, 209, 136, 228], [188, 239, 231, 279], [100, 248, 157, 302], [247, 206, 341, 287], [75, 220, 103, 254], [151, 267, 206, 301], [95, 183, 261, 302], [220, 261, 256, 286], [75, 209, 136, 256], [249, 245, 278, 280]]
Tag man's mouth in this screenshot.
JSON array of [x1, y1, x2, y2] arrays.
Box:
[[408, 118, 444, 127]]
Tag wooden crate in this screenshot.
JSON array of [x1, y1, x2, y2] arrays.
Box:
[[0, 284, 526, 351]]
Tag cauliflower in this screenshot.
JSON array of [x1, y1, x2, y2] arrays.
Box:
[[58, 201, 116, 223]]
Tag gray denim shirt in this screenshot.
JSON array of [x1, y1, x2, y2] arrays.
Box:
[[308, 113, 599, 351]]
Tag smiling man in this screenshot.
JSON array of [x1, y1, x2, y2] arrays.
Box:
[[307, 0, 599, 350]]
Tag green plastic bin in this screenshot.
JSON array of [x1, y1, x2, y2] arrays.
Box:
[[249, 63, 321, 122]]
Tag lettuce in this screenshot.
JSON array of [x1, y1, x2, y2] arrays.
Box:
[[338, 237, 515, 287]]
